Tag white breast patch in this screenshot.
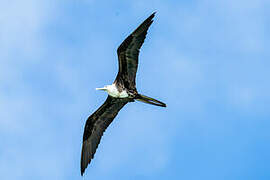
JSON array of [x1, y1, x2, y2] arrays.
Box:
[[107, 84, 129, 98]]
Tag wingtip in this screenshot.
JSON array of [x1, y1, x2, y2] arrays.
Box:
[[80, 160, 85, 176], [150, 12, 156, 19], [80, 157, 88, 176], [80, 142, 88, 176], [80, 159, 85, 176], [144, 12, 156, 22]]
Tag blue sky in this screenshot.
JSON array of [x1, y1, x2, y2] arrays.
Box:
[[1, 0, 270, 179]]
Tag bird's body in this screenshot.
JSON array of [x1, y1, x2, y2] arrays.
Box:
[[80, 12, 166, 176], [96, 83, 129, 98]]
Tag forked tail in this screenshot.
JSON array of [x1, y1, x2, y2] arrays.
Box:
[[135, 94, 166, 107]]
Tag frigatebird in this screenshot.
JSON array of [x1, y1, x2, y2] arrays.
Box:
[[80, 12, 166, 175]]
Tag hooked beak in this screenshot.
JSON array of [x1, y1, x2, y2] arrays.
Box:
[[96, 87, 107, 91]]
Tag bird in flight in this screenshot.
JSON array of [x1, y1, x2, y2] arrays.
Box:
[[80, 12, 166, 175]]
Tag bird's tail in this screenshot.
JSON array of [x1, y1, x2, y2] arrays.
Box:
[[135, 94, 166, 107]]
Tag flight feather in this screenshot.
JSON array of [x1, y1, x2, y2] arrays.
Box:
[[115, 12, 156, 90], [81, 96, 130, 175]]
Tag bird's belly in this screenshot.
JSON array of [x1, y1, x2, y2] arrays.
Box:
[[108, 89, 128, 98], [119, 90, 129, 98]]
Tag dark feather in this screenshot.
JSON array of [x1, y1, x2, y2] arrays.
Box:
[[81, 96, 130, 175], [115, 12, 156, 90], [80, 12, 165, 176]]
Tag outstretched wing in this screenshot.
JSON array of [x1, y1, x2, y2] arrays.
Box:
[[81, 96, 130, 175], [115, 12, 155, 90]]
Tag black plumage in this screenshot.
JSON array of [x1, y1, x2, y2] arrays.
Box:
[[115, 12, 155, 91], [80, 12, 166, 176], [81, 96, 131, 175]]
